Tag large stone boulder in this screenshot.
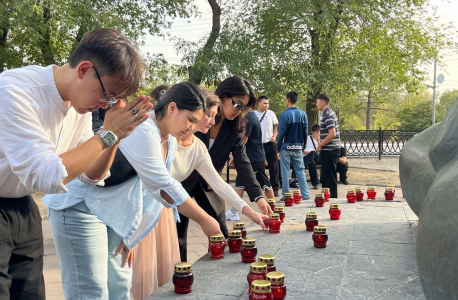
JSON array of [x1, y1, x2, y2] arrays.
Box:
[[400, 98, 458, 299]]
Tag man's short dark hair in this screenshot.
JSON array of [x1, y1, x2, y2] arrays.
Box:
[[69, 28, 143, 98], [311, 124, 320, 132], [258, 95, 269, 102], [286, 91, 298, 104], [316, 93, 331, 105]]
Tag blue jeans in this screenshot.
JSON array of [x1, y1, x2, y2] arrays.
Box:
[[49, 201, 132, 300], [280, 150, 310, 199]]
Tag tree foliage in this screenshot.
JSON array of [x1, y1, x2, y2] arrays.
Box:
[[0, 0, 199, 72]]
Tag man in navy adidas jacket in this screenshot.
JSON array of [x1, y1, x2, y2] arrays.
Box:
[[277, 91, 310, 200]]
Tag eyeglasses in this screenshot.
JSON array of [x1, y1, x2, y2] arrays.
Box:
[[93, 66, 122, 104], [230, 97, 249, 112]]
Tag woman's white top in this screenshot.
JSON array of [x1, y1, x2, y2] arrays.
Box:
[[171, 136, 247, 212]]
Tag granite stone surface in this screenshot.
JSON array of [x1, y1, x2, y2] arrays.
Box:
[[148, 194, 424, 300]]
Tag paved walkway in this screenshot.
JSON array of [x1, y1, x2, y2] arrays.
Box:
[[42, 181, 421, 299]]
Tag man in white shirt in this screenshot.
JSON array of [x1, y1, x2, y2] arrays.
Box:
[[254, 95, 280, 197], [290, 124, 320, 189], [0, 28, 152, 300]]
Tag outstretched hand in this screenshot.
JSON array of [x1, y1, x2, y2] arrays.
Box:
[[242, 206, 269, 230]]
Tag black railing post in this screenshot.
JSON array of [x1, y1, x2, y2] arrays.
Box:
[[378, 127, 382, 160], [226, 160, 230, 183]]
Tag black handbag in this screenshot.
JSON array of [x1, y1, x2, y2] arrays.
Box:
[[310, 137, 321, 165]]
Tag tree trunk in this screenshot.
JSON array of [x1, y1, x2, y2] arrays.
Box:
[[365, 91, 372, 130], [188, 0, 221, 85], [37, 0, 55, 65], [0, 23, 8, 73]]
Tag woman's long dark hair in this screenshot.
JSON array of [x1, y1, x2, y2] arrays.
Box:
[[214, 76, 257, 134], [154, 82, 206, 120]]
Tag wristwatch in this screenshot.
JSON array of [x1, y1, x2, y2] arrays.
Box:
[[96, 129, 118, 147]]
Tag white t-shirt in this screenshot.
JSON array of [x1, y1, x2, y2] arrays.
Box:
[[171, 136, 247, 212], [303, 136, 318, 157], [254, 110, 278, 144], [0, 65, 99, 198]]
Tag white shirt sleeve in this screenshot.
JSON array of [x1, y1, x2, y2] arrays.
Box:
[[270, 110, 279, 125], [119, 121, 189, 208], [0, 85, 68, 194], [196, 151, 247, 212]]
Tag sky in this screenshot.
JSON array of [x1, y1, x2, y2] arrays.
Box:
[[140, 0, 458, 96]]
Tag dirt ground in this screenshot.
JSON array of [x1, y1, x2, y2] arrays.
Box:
[[33, 166, 400, 218]]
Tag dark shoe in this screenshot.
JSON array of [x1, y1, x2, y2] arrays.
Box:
[[289, 180, 299, 188], [274, 190, 279, 197], [279, 197, 284, 202], [312, 185, 318, 190], [341, 180, 349, 185]]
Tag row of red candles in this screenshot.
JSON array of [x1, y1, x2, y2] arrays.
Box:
[[172, 185, 398, 298]]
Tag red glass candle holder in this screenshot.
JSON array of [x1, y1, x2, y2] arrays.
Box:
[[259, 254, 276, 272], [292, 190, 301, 204], [385, 187, 395, 200], [346, 189, 356, 203], [173, 262, 194, 294], [355, 187, 364, 201], [387, 184, 396, 193], [305, 212, 319, 231], [234, 222, 247, 238], [283, 193, 294, 207], [209, 234, 226, 259], [274, 206, 285, 223], [266, 271, 286, 300], [228, 230, 242, 253], [315, 193, 325, 207], [367, 186, 377, 200], [329, 203, 341, 220], [250, 280, 273, 300], [241, 237, 258, 263], [267, 198, 276, 211], [247, 262, 267, 291], [321, 188, 331, 202], [312, 225, 328, 248], [268, 213, 281, 233]]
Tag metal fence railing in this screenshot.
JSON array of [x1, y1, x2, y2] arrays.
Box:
[[340, 128, 420, 159]]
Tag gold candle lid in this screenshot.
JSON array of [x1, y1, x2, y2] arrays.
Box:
[[367, 186, 376, 190], [269, 213, 280, 220], [267, 198, 276, 204], [284, 192, 293, 197], [251, 280, 271, 293], [233, 222, 245, 229], [258, 254, 275, 266], [210, 234, 224, 242], [387, 184, 395, 188], [322, 188, 330, 192], [242, 237, 256, 246], [330, 203, 340, 208], [293, 189, 301, 194], [274, 206, 284, 212], [385, 187, 394, 191], [315, 193, 324, 198], [355, 187, 363, 192], [266, 271, 284, 285], [250, 262, 267, 274], [347, 189, 355, 193], [314, 225, 327, 233], [174, 262, 192, 273], [229, 230, 241, 237], [306, 212, 317, 218]]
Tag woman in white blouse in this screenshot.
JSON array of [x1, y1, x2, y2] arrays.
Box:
[[45, 83, 222, 300], [131, 88, 268, 299]]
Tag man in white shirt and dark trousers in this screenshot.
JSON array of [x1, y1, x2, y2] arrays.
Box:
[[254, 95, 280, 197], [316, 93, 341, 198], [291, 124, 320, 189], [0, 28, 152, 300]]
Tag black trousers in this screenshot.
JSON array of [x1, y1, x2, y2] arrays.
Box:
[[320, 149, 340, 198], [0, 195, 45, 300], [336, 162, 349, 182], [176, 182, 229, 262], [290, 152, 319, 186], [263, 142, 280, 191]]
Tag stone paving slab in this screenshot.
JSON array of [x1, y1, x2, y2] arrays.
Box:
[[147, 190, 425, 300]]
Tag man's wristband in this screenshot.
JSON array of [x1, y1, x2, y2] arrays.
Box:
[[254, 196, 264, 203]]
